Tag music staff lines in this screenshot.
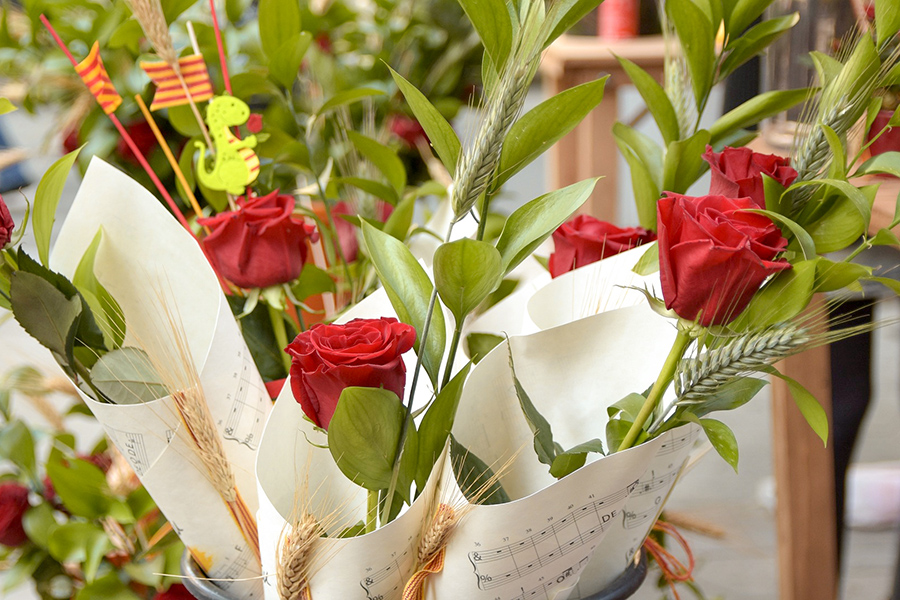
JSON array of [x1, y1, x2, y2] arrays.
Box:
[[469, 488, 628, 590], [631, 470, 678, 496], [360, 549, 413, 600], [506, 557, 590, 600], [657, 428, 698, 456]]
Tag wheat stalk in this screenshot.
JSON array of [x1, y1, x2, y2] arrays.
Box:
[[276, 513, 320, 600], [674, 325, 810, 401], [126, 0, 177, 66]]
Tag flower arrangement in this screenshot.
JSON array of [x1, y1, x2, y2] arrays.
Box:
[[2, 0, 900, 599]]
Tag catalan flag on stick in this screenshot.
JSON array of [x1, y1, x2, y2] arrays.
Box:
[[141, 54, 214, 111], [75, 41, 122, 114]]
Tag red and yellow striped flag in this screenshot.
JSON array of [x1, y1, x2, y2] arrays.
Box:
[[75, 41, 122, 114], [140, 54, 214, 111]]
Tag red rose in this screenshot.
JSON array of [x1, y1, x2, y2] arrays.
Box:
[[246, 113, 263, 134], [548, 214, 656, 278], [116, 121, 157, 166], [658, 193, 791, 326], [199, 191, 318, 289], [152, 583, 194, 600], [0, 482, 30, 547], [388, 114, 428, 149], [703, 145, 798, 208], [286, 318, 416, 429], [0, 194, 14, 248], [332, 201, 394, 263]]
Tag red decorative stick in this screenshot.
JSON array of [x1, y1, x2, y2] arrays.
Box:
[[208, 0, 232, 95], [39, 14, 192, 232]]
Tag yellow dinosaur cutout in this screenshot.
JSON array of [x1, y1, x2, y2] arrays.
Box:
[[195, 95, 260, 195]]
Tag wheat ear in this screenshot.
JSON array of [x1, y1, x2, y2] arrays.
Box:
[[416, 503, 457, 566], [276, 513, 319, 600]]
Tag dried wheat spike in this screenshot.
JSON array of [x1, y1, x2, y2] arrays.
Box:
[[416, 503, 457, 566], [277, 514, 320, 600], [126, 0, 177, 66]]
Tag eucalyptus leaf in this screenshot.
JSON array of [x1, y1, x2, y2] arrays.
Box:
[[268, 32, 312, 89], [390, 68, 461, 173], [327, 387, 416, 498], [361, 222, 446, 386], [258, 0, 301, 58], [496, 76, 609, 189], [434, 239, 502, 322], [90, 347, 168, 405], [495, 178, 599, 275], [33, 148, 81, 266], [416, 364, 471, 488]]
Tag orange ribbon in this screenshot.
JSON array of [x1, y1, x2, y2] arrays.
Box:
[[401, 548, 445, 600]]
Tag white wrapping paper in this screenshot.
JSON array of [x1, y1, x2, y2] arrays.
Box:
[[51, 158, 270, 597]]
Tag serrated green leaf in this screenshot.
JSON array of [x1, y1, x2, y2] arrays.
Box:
[[496, 76, 608, 189], [495, 178, 599, 275], [10, 271, 81, 366], [33, 148, 81, 266], [361, 222, 445, 386], [390, 68, 460, 174]]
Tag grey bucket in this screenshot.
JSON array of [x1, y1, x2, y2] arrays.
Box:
[[180, 550, 648, 600]]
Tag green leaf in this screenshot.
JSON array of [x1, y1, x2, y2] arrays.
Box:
[[700, 418, 739, 472], [318, 87, 387, 115], [876, 0, 900, 49], [268, 32, 312, 89], [328, 387, 416, 500], [684, 376, 767, 418], [416, 364, 471, 488], [545, 0, 604, 46], [607, 392, 647, 420], [160, 0, 196, 23], [389, 68, 460, 173], [10, 271, 81, 366], [0, 97, 16, 115], [605, 418, 634, 453], [496, 76, 609, 188], [434, 239, 503, 322], [33, 148, 81, 266], [667, 0, 716, 107], [727, 0, 776, 37], [46, 456, 111, 519], [614, 123, 662, 230], [347, 131, 406, 196], [361, 222, 446, 386], [466, 332, 504, 364], [76, 573, 143, 599], [814, 258, 871, 293], [549, 439, 605, 479], [632, 242, 659, 275], [90, 347, 168, 405], [336, 177, 399, 206], [855, 151, 900, 178], [769, 369, 828, 445], [798, 182, 873, 253], [456, 0, 513, 68], [2, 547, 46, 592], [733, 259, 817, 330], [22, 504, 59, 550], [748, 208, 816, 260], [662, 129, 711, 194], [616, 57, 680, 145], [709, 89, 810, 145], [258, 0, 301, 58], [495, 178, 599, 275], [509, 345, 558, 467], [48, 522, 112, 582], [382, 195, 416, 241], [871, 228, 900, 247], [449, 436, 510, 505], [810, 51, 844, 88], [291, 265, 336, 302], [720, 13, 798, 80], [0, 421, 36, 476], [73, 229, 126, 349]]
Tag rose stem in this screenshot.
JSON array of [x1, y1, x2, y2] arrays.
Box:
[[268, 303, 293, 374], [617, 330, 692, 452], [134, 95, 211, 234], [366, 490, 378, 533], [440, 324, 463, 390], [382, 223, 455, 523]]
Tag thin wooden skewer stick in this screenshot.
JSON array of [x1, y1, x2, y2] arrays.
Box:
[[134, 94, 210, 234]]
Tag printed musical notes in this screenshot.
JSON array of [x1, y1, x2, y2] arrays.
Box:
[[360, 547, 414, 600], [223, 346, 267, 450]]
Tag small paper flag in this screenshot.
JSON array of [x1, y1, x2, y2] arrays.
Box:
[[75, 41, 122, 115], [140, 54, 214, 111]]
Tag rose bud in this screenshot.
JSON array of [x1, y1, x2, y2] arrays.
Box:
[[246, 113, 263, 134], [199, 191, 318, 289], [332, 201, 394, 263], [0, 482, 30, 547], [152, 583, 194, 600], [657, 193, 791, 327], [0, 194, 14, 248], [388, 114, 428, 149], [703, 145, 797, 208], [548, 214, 656, 278], [286, 318, 416, 429]]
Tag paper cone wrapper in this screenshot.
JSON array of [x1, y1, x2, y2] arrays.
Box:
[[50, 158, 270, 597]]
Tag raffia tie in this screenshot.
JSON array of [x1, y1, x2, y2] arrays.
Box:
[[401, 504, 456, 600], [642, 520, 695, 600]]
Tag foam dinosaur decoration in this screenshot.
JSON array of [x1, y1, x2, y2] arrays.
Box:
[[195, 95, 260, 195]]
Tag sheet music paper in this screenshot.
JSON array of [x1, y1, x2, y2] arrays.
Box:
[[51, 158, 270, 597]]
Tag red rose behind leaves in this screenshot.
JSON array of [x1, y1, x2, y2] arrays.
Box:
[[199, 191, 318, 289], [116, 121, 158, 166], [152, 583, 194, 600], [388, 114, 428, 149], [548, 214, 656, 278], [0, 482, 30, 547], [703, 145, 798, 208], [286, 318, 416, 429], [658, 193, 791, 327], [332, 201, 394, 263], [0, 194, 14, 248]]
